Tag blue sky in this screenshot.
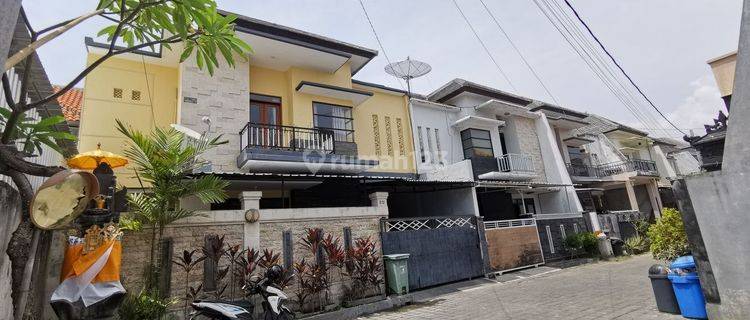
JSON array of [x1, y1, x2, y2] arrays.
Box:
[[22, 0, 743, 138]]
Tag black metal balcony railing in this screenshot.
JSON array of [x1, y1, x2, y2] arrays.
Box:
[[239, 123, 335, 153], [567, 159, 658, 178]]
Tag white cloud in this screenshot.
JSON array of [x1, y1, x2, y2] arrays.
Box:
[[667, 74, 725, 133], [630, 74, 726, 138]]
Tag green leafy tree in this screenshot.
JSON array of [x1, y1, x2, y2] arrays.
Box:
[[1, 1, 250, 317], [116, 119, 229, 293], [0, 110, 75, 156], [648, 208, 690, 261]]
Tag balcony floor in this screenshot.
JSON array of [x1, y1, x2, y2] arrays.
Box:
[[237, 147, 378, 174]]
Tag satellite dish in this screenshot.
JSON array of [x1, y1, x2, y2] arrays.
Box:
[[30, 170, 99, 230], [171, 123, 202, 139], [385, 57, 431, 97]]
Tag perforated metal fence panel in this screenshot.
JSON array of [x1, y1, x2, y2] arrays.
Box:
[[380, 216, 484, 290]]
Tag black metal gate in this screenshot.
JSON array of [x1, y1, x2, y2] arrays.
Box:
[[380, 215, 485, 290]]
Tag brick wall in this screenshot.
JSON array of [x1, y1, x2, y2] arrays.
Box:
[[179, 55, 250, 172], [120, 222, 245, 299], [257, 202, 388, 308]]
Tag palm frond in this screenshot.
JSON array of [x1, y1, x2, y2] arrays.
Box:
[[182, 175, 229, 204]]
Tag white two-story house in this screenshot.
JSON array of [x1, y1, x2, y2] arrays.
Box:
[[409, 79, 585, 260]]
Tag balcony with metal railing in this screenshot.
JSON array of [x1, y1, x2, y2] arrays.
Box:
[[237, 122, 377, 173], [497, 153, 535, 173], [566, 159, 658, 179], [474, 153, 537, 181], [240, 122, 336, 153]]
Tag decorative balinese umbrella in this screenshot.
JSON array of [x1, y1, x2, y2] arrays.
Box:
[[67, 143, 129, 170]]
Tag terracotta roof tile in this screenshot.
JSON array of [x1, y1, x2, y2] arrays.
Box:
[[52, 85, 83, 122]]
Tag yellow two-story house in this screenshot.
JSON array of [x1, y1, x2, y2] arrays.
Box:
[[79, 12, 416, 208]]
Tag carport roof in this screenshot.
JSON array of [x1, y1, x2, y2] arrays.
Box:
[[192, 171, 475, 185], [476, 180, 577, 188]]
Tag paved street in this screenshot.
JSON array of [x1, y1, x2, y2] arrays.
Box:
[[362, 255, 683, 320]]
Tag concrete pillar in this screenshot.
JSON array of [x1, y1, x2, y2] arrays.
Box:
[[0, 0, 21, 71], [240, 191, 262, 250], [369, 192, 389, 207], [675, 1, 750, 317], [533, 113, 583, 213], [645, 180, 663, 219], [624, 181, 640, 212], [369, 192, 389, 216], [0, 183, 22, 320], [586, 211, 602, 232], [555, 128, 571, 164], [470, 187, 481, 217], [723, 0, 750, 171]]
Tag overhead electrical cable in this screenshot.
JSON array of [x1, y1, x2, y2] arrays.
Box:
[[545, 0, 665, 131], [477, 0, 559, 104], [451, 0, 517, 91], [542, 0, 662, 131], [532, 0, 664, 132], [560, 0, 686, 135], [357, 0, 406, 90]]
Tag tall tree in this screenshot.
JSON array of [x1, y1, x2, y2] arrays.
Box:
[[0, 1, 250, 318]]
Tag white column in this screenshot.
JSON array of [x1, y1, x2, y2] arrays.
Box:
[[369, 192, 390, 217], [470, 187, 481, 217], [240, 191, 262, 250], [555, 128, 571, 164], [645, 180, 663, 219], [587, 211, 602, 232], [624, 180, 640, 212]]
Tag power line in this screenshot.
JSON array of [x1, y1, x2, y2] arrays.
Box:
[[548, 0, 670, 134], [543, 0, 664, 130], [560, 0, 686, 135], [533, 0, 666, 133], [451, 0, 517, 91], [545, 0, 666, 132], [478, 0, 559, 104], [531, 0, 653, 127], [357, 0, 406, 90]]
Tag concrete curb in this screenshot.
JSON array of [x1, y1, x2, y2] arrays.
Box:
[[300, 295, 413, 320]]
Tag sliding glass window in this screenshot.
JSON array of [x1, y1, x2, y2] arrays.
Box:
[[313, 102, 354, 142]]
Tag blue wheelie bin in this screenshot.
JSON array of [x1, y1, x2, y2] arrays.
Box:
[[668, 256, 707, 319]]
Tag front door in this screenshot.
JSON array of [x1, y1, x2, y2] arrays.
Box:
[[250, 101, 281, 147]]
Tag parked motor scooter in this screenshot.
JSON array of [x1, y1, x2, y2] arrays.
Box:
[[189, 265, 294, 319]]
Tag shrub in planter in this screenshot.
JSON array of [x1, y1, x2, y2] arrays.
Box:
[[564, 232, 598, 257], [579, 232, 598, 255], [117, 290, 176, 320], [563, 233, 582, 250], [648, 207, 690, 261], [631, 217, 651, 238], [624, 235, 650, 254], [563, 233, 583, 256]]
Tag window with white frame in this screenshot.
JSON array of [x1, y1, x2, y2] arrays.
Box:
[[573, 223, 580, 234], [559, 225, 567, 240], [545, 225, 555, 254], [426, 127, 435, 164], [417, 126, 425, 163], [434, 128, 443, 165]]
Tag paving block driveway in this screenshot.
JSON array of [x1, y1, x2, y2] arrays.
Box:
[[361, 255, 683, 320]]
